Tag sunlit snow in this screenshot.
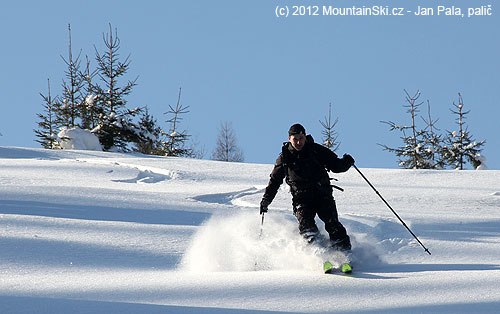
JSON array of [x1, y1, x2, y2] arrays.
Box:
[[1, 146, 499, 313]]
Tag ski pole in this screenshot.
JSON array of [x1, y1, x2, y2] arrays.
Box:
[[255, 213, 266, 270], [259, 212, 265, 238], [353, 164, 431, 255]]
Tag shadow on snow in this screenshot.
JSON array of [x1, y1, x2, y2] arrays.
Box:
[[0, 296, 295, 314], [0, 199, 210, 226]]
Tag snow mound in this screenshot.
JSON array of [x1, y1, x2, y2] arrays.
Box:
[[114, 169, 176, 183], [475, 154, 488, 170], [58, 127, 102, 151]]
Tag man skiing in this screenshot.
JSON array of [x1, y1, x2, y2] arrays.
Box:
[[260, 123, 355, 251]]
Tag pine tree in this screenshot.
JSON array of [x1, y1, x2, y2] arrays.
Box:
[[421, 100, 445, 169], [319, 102, 340, 151], [441, 93, 485, 170], [134, 106, 163, 155], [56, 24, 84, 129], [160, 87, 193, 157], [212, 121, 244, 162], [92, 23, 140, 150], [34, 79, 60, 149], [80, 55, 99, 130], [380, 90, 433, 169], [35, 24, 146, 151]]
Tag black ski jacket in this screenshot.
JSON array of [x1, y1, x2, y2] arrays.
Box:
[[262, 135, 351, 204]]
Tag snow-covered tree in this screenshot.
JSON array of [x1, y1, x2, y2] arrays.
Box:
[[134, 106, 163, 155], [212, 121, 244, 162], [319, 102, 340, 151], [420, 100, 445, 169], [441, 93, 485, 170], [380, 90, 435, 169], [91, 24, 140, 150], [36, 24, 185, 153], [160, 88, 193, 157], [34, 79, 60, 149], [56, 24, 84, 129], [475, 154, 488, 170], [80, 55, 99, 130]]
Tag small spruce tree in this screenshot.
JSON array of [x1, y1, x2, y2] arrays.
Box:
[[441, 93, 485, 170], [420, 100, 445, 169], [134, 106, 163, 155], [320, 102, 340, 151], [380, 90, 433, 169], [34, 79, 60, 149], [80, 55, 100, 130], [160, 88, 193, 157], [92, 23, 140, 150], [56, 24, 84, 129]]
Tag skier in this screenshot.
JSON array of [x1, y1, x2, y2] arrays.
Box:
[[260, 123, 355, 251]]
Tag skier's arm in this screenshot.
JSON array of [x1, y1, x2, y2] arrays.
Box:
[[319, 145, 354, 173], [261, 154, 285, 211]]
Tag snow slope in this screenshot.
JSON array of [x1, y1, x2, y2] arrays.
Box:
[[1, 146, 499, 313]]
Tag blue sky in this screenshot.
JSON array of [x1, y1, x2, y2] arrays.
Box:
[[1, 0, 498, 169]]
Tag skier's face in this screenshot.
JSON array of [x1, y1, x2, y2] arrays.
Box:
[[289, 134, 306, 151]]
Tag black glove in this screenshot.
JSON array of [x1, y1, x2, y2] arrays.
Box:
[[343, 154, 355, 167], [260, 199, 270, 215]]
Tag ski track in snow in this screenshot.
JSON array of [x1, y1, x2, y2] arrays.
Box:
[[77, 159, 182, 183], [1, 147, 500, 313]]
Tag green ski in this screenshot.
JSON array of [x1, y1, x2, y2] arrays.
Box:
[[323, 261, 352, 274]]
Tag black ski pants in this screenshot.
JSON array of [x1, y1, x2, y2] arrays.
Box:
[[292, 190, 351, 249]]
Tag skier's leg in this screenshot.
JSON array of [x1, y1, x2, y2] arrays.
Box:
[[294, 203, 319, 243], [317, 197, 351, 250]]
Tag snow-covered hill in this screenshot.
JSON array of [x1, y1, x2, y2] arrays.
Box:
[[1, 146, 499, 313]]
